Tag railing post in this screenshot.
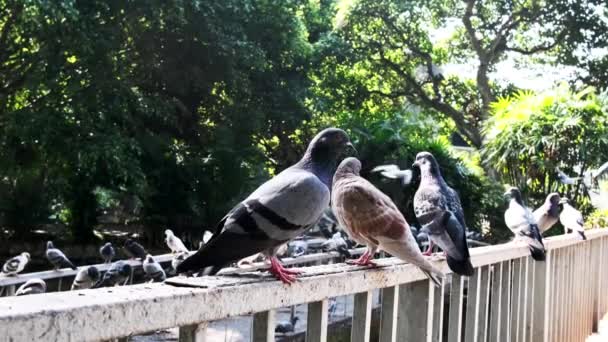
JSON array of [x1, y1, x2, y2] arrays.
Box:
[[500, 261, 512, 342], [307, 299, 328, 342], [464, 269, 481, 342], [179, 322, 208, 342], [252, 310, 275, 342], [379, 286, 399, 342], [352, 291, 373, 342], [476, 266, 491, 342], [447, 275, 464, 342], [532, 250, 550, 342], [431, 279, 446, 342], [397, 280, 433, 342], [510, 258, 523, 342], [489, 262, 503, 341]]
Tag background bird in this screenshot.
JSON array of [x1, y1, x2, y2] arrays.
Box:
[[176, 128, 355, 284], [143, 254, 166, 282], [99, 242, 115, 264], [504, 187, 546, 261], [46, 241, 77, 270], [165, 229, 189, 254], [556, 168, 581, 185], [332, 157, 443, 285], [123, 239, 147, 260], [533, 193, 561, 234], [92, 261, 132, 288], [2, 252, 30, 276], [412, 152, 474, 276], [15, 278, 46, 296], [71, 266, 100, 290], [287, 240, 308, 258], [275, 316, 299, 334], [560, 198, 587, 240], [371, 164, 415, 188], [321, 232, 352, 258]]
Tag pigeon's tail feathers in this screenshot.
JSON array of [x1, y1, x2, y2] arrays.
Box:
[[529, 245, 546, 261], [67, 260, 77, 270], [578, 230, 587, 240], [446, 255, 475, 276]]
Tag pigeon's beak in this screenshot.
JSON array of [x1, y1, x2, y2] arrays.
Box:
[[412, 161, 420, 168]]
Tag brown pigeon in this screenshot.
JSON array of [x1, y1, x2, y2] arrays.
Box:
[[332, 157, 443, 285]]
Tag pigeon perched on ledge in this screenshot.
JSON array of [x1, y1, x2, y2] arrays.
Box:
[[71, 266, 101, 290], [559, 198, 587, 240], [504, 187, 546, 261], [332, 157, 443, 285], [275, 316, 299, 334], [165, 229, 189, 254], [16, 278, 46, 296], [412, 152, 474, 276], [92, 261, 132, 288], [2, 252, 30, 276], [176, 128, 355, 284], [123, 239, 147, 260], [46, 241, 77, 270], [143, 254, 166, 282], [533, 193, 561, 234], [99, 242, 115, 264]]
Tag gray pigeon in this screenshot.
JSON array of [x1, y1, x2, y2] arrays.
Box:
[[559, 198, 587, 240], [143, 254, 166, 282], [504, 187, 546, 261], [2, 252, 30, 276], [412, 152, 474, 276], [275, 316, 299, 334], [321, 232, 352, 258], [123, 239, 147, 260], [371, 164, 414, 187], [176, 128, 355, 284], [46, 241, 77, 270], [533, 193, 561, 234], [71, 266, 101, 290], [332, 157, 443, 285], [92, 261, 132, 288], [287, 240, 308, 258], [99, 242, 115, 264], [15, 278, 46, 296], [556, 168, 581, 185]]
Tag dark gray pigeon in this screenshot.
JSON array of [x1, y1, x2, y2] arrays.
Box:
[[123, 239, 147, 260], [533, 193, 561, 234], [559, 198, 586, 240], [2, 252, 30, 276], [556, 168, 581, 185], [176, 128, 355, 284], [371, 164, 414, 187], [46, 241, 77, 270], [71, 266, 100, 290], [504, 187, 546, 261], [92, 261, 132, 288], [412, 152, 474, 276], [143, 254, 166, 282], [15, 278, 46, 296], [99, 242, 115, 264], [275, 316, 299, 334]]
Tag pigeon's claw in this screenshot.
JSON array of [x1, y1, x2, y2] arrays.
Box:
[[422, 241, 434, 256], [269, 257, 299, 284], [346, 250, 376, 266]]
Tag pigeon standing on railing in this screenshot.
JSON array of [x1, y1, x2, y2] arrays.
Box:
[[123, 239, 147, 260], [46, 241, 77, 270], [15, 278, 46, 296], [143, 254, 166, 282], [92, 261, 132, 288], [176, 128, 355, 284], [275, 316, 299, 334], [2, 252, 30, 276], [371, 164, 415, 188], [504, 187, 546, 261], [165, 229, 189, 254], [99, 242, 115, 264], [559, 198, 587, 240], [332, 157, 443, 285], [321, 232, 352, 258], [412, 152, 474, 276], [533, 193, 561, 234], [71, 266, 101, 290]]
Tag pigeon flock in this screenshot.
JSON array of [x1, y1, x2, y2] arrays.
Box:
[[0, 127, 593, 298]]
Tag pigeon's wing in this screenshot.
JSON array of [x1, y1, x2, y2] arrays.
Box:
[[47, 249, 76, 269], [504, 204, 534, 233], [371, 165, 400, 177], [177, 169, 329, 273], [2, 257, 20, 273], [445, 186, 466, 228]]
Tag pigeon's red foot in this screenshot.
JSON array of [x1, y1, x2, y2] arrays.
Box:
[[269, 257, 299, 284], [422, 241, 434, 256], [346, 250, 376, 266]]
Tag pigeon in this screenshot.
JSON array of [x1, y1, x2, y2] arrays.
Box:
[[123, 239, 147, 260], [503, 187, 546, 261], [556, 168, 581, 185], [92, 261, 132, 288], [171, 251, 190, 273], [176, 128, 355, 284], [71, 266, 101, 290], [143, 254, 166, 282], [328, 297, 338, 316], [371, 164, 415, 187], [332, 157, 443, 285], [559, 198, 587, 240], [2, 252, 30, 276], [412, 152, 474, 276], [275, 316, 299, 334], [533, 193, 561, 234], [321, 232, 352, 258], [165, 229, 189, 254], [287, 240, 308, 258], [15, 278, 46, 296], [46, 241, 77, 270], [99, 242, 115, 264]]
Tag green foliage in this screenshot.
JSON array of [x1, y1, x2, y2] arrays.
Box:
[[482, 86, 608, 210], [586, 209, 608, 229]]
